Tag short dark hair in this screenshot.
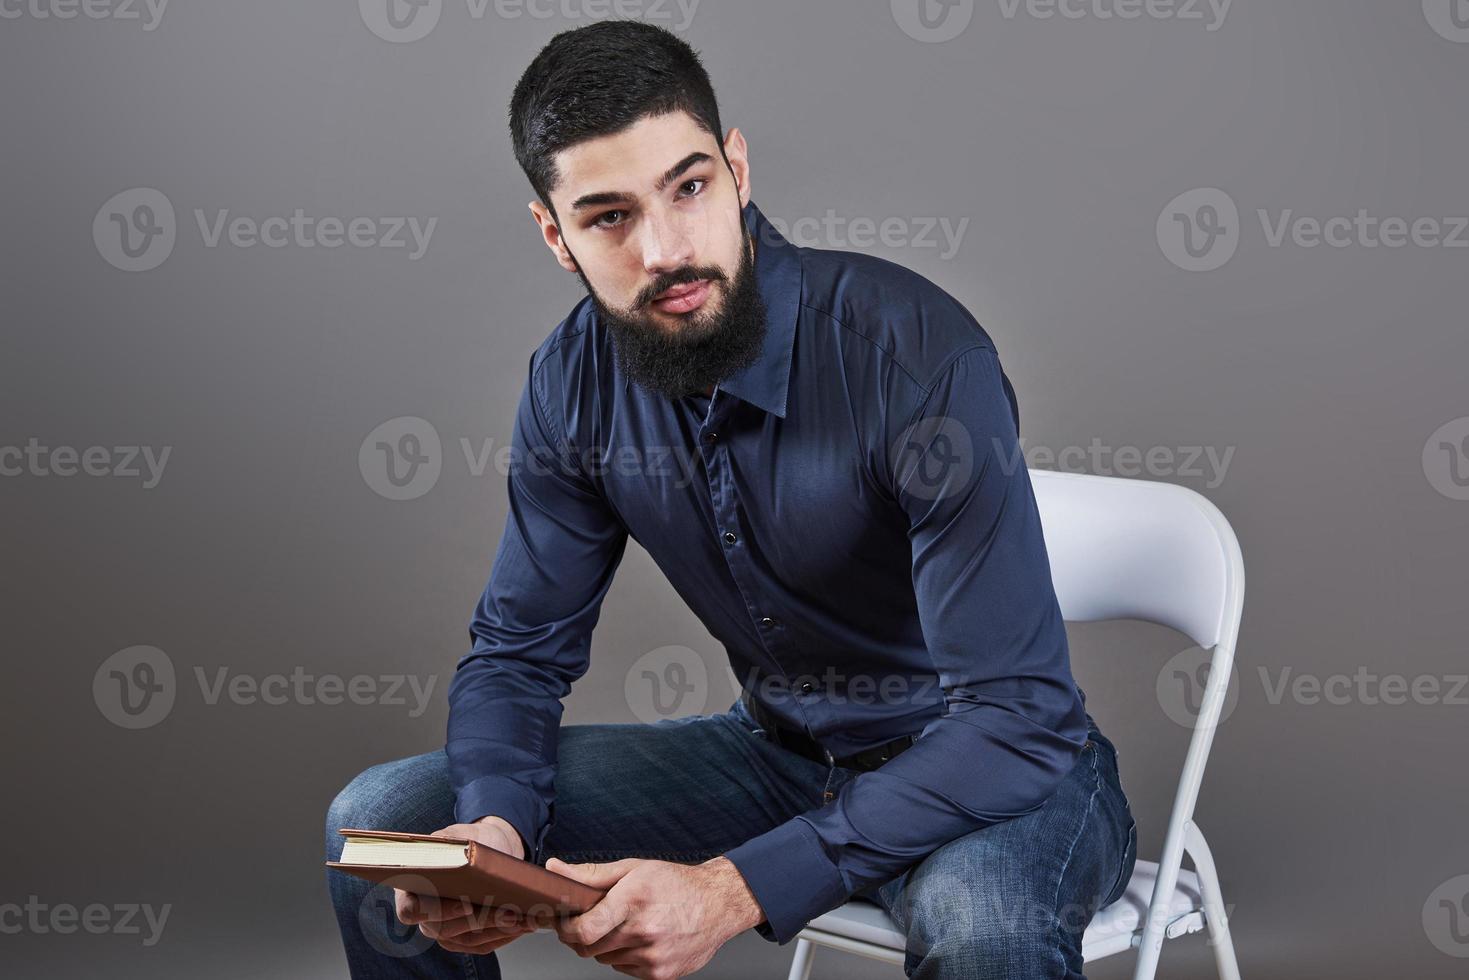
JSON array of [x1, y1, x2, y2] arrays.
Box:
[[509, 21, 725, 219]]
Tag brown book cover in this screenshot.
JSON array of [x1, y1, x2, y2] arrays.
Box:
[[326, 829, 606, 917]]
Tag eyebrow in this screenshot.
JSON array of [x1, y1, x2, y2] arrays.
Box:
[[567, 151, 714, 214]]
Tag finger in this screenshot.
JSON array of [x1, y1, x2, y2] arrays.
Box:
[[581, 921, 646, 959], [545, 857, 639, 889], [435, 932, 521, 956], [554, 897, 629, 949], [431, 909, 533, 942]]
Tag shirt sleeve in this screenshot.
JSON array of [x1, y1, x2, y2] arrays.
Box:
[[446, 351, 629, 864], [721, 345, 1089, 944]]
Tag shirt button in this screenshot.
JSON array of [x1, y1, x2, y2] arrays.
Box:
[[759, 616, 776, 629], [704, 431, 718, 443], [723, 531, 737, 545], [799, 681, 814, 693]]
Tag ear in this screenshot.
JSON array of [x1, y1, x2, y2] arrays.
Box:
[[529, 200, 579, 273], [722, 127, 752, 209]]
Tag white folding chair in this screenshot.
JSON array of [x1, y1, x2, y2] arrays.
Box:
[[785, 469, 1244, 980]]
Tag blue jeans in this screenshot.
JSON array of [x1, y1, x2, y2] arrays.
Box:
[[326, 700, 1136, 979]]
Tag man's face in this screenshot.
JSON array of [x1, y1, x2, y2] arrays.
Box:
[[530, 111, 766, 398]]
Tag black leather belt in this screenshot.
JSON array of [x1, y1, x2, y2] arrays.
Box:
[[742, 691, 919, 773]]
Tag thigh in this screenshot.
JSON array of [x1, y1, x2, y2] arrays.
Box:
[[542, 705, 825, 863], [869, 738, 1132, 980]]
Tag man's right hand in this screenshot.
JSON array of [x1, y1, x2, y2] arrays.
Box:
[[394, 817, 537, 956]]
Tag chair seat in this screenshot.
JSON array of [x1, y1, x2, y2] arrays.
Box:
[[800, 860, 1206, 963]]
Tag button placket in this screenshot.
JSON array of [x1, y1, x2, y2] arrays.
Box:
[[698, 395, 806, 729]]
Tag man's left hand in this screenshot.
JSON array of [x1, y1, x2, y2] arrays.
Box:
[[545, 855, 764, 979]]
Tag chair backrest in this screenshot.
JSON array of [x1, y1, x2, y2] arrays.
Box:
[[1030, 469, 1242, 650], [1029, 468, 1245, 973]]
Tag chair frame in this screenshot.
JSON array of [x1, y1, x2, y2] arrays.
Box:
[[785, 470, 1245, 980]]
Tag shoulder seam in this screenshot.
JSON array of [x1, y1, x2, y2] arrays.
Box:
[[797, 302, 994, 397]]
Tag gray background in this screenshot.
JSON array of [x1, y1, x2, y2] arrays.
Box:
[[3, 0, 1466, 976]]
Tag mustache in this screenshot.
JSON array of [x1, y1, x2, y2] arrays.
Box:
[[636, 265, 728, 309]]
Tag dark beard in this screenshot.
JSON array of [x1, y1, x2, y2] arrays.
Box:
[[574, 229, 767, 400]]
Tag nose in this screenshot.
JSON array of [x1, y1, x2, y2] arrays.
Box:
[[638, 205, 696, 277]]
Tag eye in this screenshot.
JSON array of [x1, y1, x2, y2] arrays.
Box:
[[677, 178, 707, 198], [593, 209, 628, 229]]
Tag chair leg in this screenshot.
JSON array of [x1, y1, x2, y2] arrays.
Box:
[[786, 936, 816, 980], [1184, 821, 1241, 980]]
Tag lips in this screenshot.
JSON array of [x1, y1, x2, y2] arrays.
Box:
[[651, 279, 711, 315]]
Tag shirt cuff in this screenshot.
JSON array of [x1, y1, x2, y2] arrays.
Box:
[[722, 816, 851, 944], [454, 775, 551, 864]]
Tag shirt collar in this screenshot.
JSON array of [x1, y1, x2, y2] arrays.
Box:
[[712, 199, 801, 419]]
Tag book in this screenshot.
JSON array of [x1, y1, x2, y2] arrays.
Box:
[[326, 829, 606, 917]]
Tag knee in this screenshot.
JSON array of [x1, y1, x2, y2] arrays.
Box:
[[910, 910, 1065, 980], [899, 872, 1072, 979], [325, 762, 405, 858]]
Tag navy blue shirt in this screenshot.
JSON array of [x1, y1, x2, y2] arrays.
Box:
[[447, 200, 1089, 944]]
